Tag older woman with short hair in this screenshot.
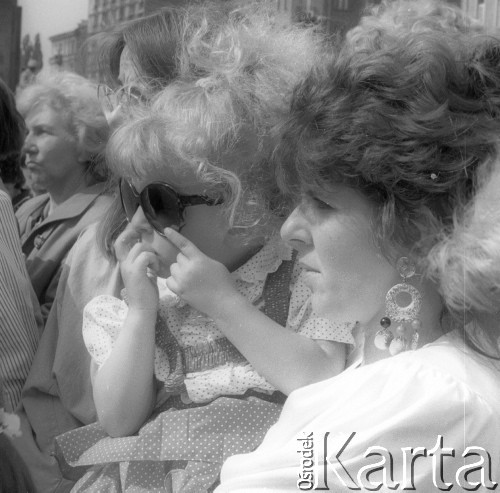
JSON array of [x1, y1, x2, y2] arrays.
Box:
[[15, 72, 112, 320], [12, 10, 214, 493]]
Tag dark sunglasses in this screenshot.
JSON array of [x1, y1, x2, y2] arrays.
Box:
[[119, 179, 223, 235]]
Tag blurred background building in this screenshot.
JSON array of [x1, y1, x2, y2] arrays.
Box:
[[49, 21, 88, 75], [463, 0, 500, 29], [5, 0, 500, 90]]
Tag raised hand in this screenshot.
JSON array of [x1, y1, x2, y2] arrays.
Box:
[[114, 228, 160, 311], [162, 227, 240, 317]]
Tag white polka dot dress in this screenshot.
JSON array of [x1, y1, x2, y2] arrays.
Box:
[[56, 236, 355, 492]]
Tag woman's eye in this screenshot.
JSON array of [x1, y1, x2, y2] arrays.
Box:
[[311, 196, 332, 210]]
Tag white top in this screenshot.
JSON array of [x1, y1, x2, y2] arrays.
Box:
[[216, 331, 500, 491], [83, 237, 354, 404]]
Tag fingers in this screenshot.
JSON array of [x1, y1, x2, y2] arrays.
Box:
[[114, 229, 160, 277], [165, 261, 189, 297], [163, 227, 201, 258], [114, 229, 141, 262], [165, 274, 179, 295], [134, 250, 159, 274]]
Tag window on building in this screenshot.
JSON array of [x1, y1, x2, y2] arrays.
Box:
[[333, 0, 349, 10]]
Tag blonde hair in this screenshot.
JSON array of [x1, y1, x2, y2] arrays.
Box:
[[16, 72, 109, 180], [427, 154, 500, 354], [346, 0, 484, 51], [106, 1, 325, 239]]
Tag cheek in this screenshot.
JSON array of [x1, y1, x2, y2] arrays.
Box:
[[178, 207, 228, 257], [313, 230, 393, 321], [45, 139, 77, 161]]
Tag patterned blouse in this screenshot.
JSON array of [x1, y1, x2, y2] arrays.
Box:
[[82, 236, 355, 404]]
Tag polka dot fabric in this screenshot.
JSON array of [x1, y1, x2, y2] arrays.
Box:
[[56, 397, 282, 492], [81, 236, 353, 404], [57, 236, 355, 492]]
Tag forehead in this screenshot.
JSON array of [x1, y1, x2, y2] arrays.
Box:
[[25, 104, 71, 129]]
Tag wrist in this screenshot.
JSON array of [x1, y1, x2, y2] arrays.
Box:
[[127, 305, 158, 326], [209, 291, 252, 325]]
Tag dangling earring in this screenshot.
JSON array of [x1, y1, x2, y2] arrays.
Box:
[[374, 257, 421, 355]]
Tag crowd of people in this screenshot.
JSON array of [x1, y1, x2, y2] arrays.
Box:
[[1, 1, 499, 492]]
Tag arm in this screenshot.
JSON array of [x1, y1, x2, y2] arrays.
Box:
[[164, 228, 346, 395], [92, 233, 160, 437], [0, 191, 40, 411]]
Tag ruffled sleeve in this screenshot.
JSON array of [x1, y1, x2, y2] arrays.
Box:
[[82, 295, 171, 384], [82, 295, 127, 367]]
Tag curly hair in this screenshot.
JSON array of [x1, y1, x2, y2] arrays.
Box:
[[428, 151, 500, 302], [346, 0, 484, 51], [274, 3, 500, 353], [16, 72, 109, 181], [105, 1, 325, 243], [95, 2, 256, 256], [427, 153, 500, 352], [276, 31, 500, 252]]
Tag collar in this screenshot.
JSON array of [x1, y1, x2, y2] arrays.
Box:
[[232, 235, 293, 284], [30, 182, 108, 229]]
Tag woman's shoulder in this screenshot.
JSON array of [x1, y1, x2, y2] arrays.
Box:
[[289, 330, 500, 422], [230, 333, 500, 492], [63, 182, 113, 220], [406, 331, 500, 408]]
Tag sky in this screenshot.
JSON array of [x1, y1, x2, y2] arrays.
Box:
[[18, 0, 88, 69]]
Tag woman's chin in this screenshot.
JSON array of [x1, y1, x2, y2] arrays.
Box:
[[311, 292, 334, 318]]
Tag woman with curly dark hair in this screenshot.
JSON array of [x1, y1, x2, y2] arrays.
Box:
[[217, 2, 500, 490]]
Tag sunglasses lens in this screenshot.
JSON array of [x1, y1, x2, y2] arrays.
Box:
[[120, 180, 139, 221], [143, 184, 181, 232]]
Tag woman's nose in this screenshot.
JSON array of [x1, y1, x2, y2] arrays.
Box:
[[22, 134, 37, 156], [280, 204, 311, 252]]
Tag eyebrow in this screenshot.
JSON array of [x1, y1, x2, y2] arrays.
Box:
[[30, 123, 55, 132]]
